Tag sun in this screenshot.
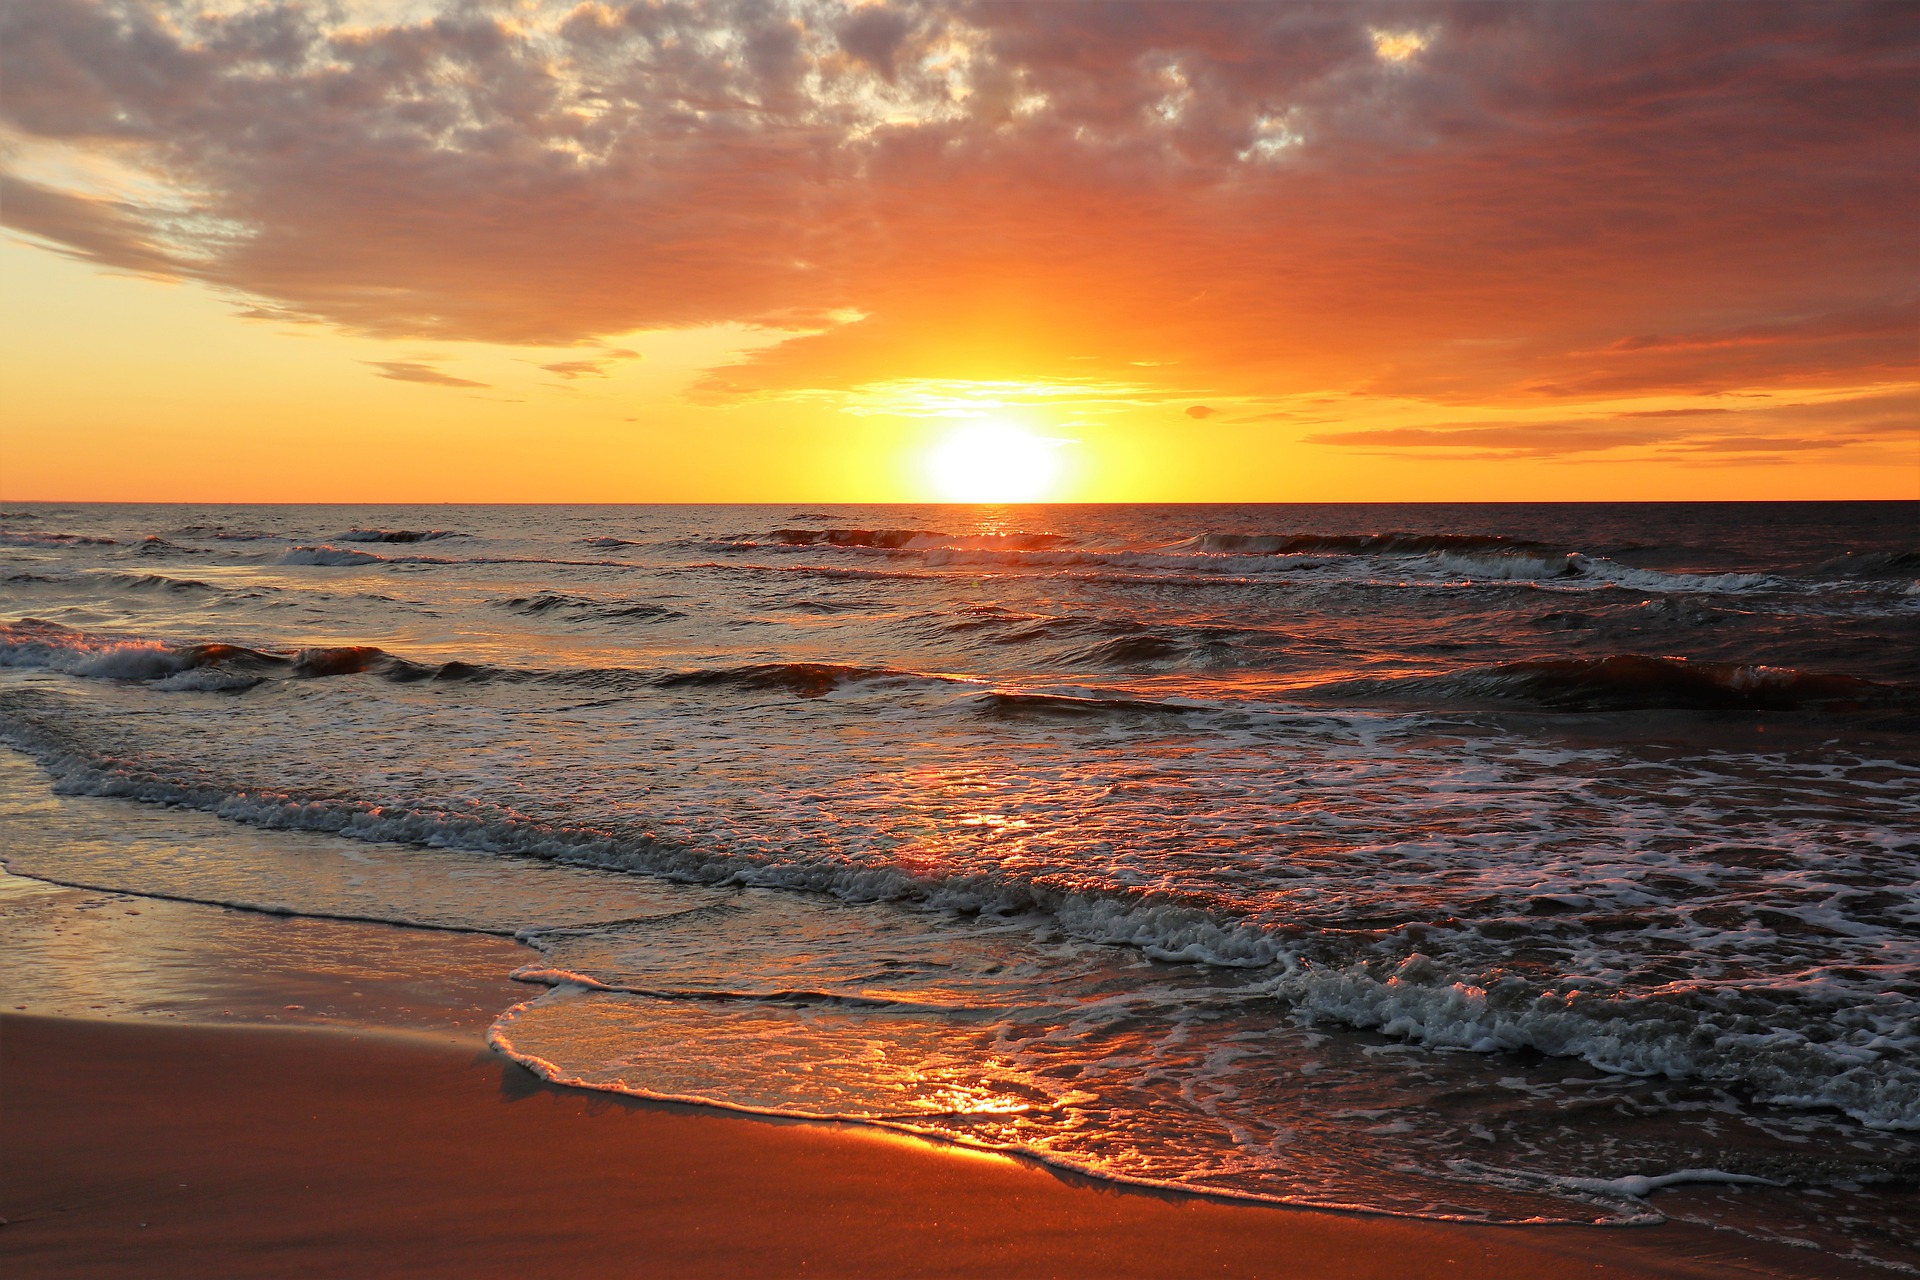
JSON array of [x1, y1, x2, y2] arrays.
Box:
[[925, 421, 1064, 502]]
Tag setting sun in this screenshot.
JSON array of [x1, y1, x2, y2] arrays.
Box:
[[925, 421, 1066, 502]]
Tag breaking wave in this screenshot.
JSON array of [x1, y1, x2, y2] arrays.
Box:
[[1, 707, 1912, 1135], [0, 619, 490, 690]]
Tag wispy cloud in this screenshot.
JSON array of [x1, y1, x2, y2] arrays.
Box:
[[366, 361, 489, 389], [1305, 389, 1918, 459], [538, 347, 643, 379]]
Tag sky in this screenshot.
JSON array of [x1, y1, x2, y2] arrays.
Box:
[[2, 0, 1915, 503]]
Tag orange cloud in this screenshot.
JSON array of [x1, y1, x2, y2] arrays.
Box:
[[366, 361, 489, 389], [1305, 389, 1917, 459], [2, 0, 1913, 432]]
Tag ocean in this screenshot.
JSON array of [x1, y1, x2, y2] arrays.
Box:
[[2, 501, 1915, 1265]]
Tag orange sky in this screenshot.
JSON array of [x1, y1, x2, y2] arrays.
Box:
[[2, 0, 1915, 502]]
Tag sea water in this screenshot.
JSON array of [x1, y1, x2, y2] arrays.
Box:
[[2, 502, 1915, 1265]]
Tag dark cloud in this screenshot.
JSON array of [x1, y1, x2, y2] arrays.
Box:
[[1, 0, 1914, 414], [366, 361, 489, 388]]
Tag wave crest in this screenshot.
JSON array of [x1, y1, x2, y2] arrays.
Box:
[[1356, 654, 1909, 712], [655, 661, 944, 699], [336, 528, 466, 543], [0, 620, 491, 689], [0, 530, 117, 548]]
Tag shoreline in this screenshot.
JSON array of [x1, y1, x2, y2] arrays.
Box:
[[1, 1011, 1890, 1279]]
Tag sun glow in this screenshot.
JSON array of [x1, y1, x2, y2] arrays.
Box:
[[925, 421, 1065, 502]]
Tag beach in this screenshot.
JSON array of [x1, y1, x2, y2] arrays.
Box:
[[2, 865, 1906, 1278], [4, 1011, 1891, 1279]]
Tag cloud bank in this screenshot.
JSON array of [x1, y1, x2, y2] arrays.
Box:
[[3, 0, 1914, 444]]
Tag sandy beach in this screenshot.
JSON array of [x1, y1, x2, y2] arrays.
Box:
[[2, 1011, 1894, 1279]]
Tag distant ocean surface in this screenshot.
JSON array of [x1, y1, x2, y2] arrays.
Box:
[[3, 502, 1916, 1263]]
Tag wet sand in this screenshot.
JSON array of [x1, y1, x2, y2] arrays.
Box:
[[0, 1012, 1883, 1279]]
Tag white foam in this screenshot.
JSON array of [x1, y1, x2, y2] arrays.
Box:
[[1557, 1169, 1781, 1199]]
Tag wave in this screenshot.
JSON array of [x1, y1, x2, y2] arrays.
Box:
[[133, 536, 192, 556], [831, 544, 1772, 594], [0, 619, 492, 690], [494, 592, 685, 623], [694, 561, 937, 583], [723, 531, 1778, 596], [770, 527, 1072, 551], [0, 530, 117, 547], [1183, 532, 1550, 556], [280, 544, 386, 566], [579, 536, 645, 549], [1822, 549, 1920, 579], [172, 523, 274, 541], [1427, 550, 1585, 580], [976, 690, 1200, 718], [1170, 533, 1802, 598], [919, 546, 1335, 574], [931, 608, 1254, 668], [1347, 655, 1911, 712], [336, 528, 467, 543], [654, 661, 948, 699], [279, 545, 636, 570], [4, 708, 1910, 1135], [0, 622, 961, 701], [1424, 551, 1778, 594], [1269, 956, 1917, 1133], [1059, 633, 1243, 667], [102, 572, 220, 594]]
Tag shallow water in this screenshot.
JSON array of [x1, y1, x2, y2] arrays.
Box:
[[2, 501, 1915, 1265]]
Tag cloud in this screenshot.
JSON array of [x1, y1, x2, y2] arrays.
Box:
[[0, 0, 1913, 418], [1305, 388, 1917, 458], [1185, 405, 1217, 418], [0, 176, 184, 278], [1305, 420, 1653, 455], [366, 361, 489, 388], [538, 348, 643, 379], [1660, 436, 1857, 454], [1601, 301, 1918, 355], [540, 360, 607, 379]]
